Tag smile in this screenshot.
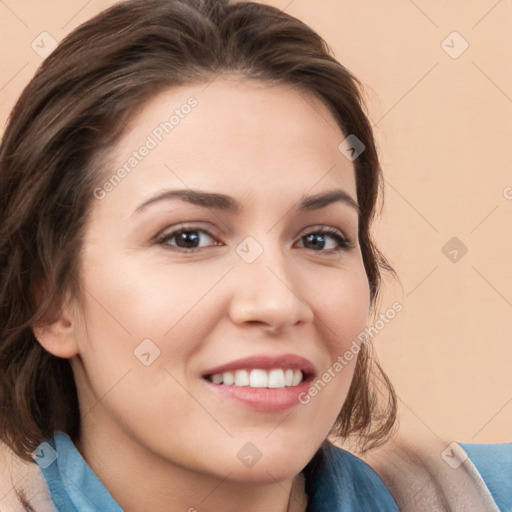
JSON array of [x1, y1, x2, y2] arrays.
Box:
[[205, 368, 304, 388]]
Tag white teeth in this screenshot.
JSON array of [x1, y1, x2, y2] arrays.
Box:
[[249, 369, 268, 388], [211, 373, 223, 384], [268, 369, 285, 388], [234, 369, 249, 386], [222, 371, 235, 385], [208, 368, 304, 388]]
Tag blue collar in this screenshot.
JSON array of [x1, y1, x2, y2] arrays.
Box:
[[303, 440, 399, 511], [38, 432, 399, 511]]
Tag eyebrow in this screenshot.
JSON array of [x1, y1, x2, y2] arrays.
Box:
[[134, 188, 359, 215]]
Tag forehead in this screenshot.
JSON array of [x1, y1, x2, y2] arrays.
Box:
[[97, 76, 356, 214]]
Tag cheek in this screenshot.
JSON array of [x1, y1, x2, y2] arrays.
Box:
[[71, 252, 225, 396], [317, 262, 371, 350], [301, 261, 370, 417], [76, 246, 215, 344]]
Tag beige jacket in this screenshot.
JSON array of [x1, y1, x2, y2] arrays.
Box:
[[360, 433, 502, 512], [0, 432, 504, 511]]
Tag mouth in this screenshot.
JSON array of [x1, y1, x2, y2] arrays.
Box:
[[200, 353, 316, 412]]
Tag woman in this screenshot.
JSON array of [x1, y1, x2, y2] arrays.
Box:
[[0, 0, 510, 510]]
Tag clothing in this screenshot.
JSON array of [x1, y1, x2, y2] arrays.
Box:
[[0, 431, 510, 511], [459, 443, 512, 512], [38, 433, 402, 511], [360, 435, 512, 512]]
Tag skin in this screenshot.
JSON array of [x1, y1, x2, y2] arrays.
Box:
[[34, 76, 370, 512]]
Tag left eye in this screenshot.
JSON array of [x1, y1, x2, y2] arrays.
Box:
[[157, 226, 352, 253], [296, 228, 352, 252]]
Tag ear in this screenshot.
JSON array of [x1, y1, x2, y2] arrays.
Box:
[[32, 293, 80, 359]]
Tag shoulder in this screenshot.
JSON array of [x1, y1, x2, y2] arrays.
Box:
[[322, 442, 397, 487], [0, 439, 57, 512], [459, 442, 512, 512], [361, 431, 511, 512], [304, 441, 400, 510]]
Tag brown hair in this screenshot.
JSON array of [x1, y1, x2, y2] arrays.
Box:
[[0, 0, 396, 462]]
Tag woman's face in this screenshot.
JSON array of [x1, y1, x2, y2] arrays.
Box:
[[64, 77, 370, 484]]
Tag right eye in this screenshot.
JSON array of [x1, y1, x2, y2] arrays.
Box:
[[156, 225, 221, 253]]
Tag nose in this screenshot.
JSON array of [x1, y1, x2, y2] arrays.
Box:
[[228, 242, 314, 334]]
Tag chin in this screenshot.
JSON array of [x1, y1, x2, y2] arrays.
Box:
[[227, 462, 302, 485], [235, 447, 311, 483]]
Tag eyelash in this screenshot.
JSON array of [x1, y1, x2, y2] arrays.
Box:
[[156, 224, 355, 254]]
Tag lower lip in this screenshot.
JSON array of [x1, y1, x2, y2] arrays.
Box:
[[202, 377, 313, 412]]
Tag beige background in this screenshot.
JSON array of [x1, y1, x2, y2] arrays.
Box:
[[1, 0, 511, 444]]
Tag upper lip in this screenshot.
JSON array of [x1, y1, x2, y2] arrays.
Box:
[[201, 353, 317, 378]]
